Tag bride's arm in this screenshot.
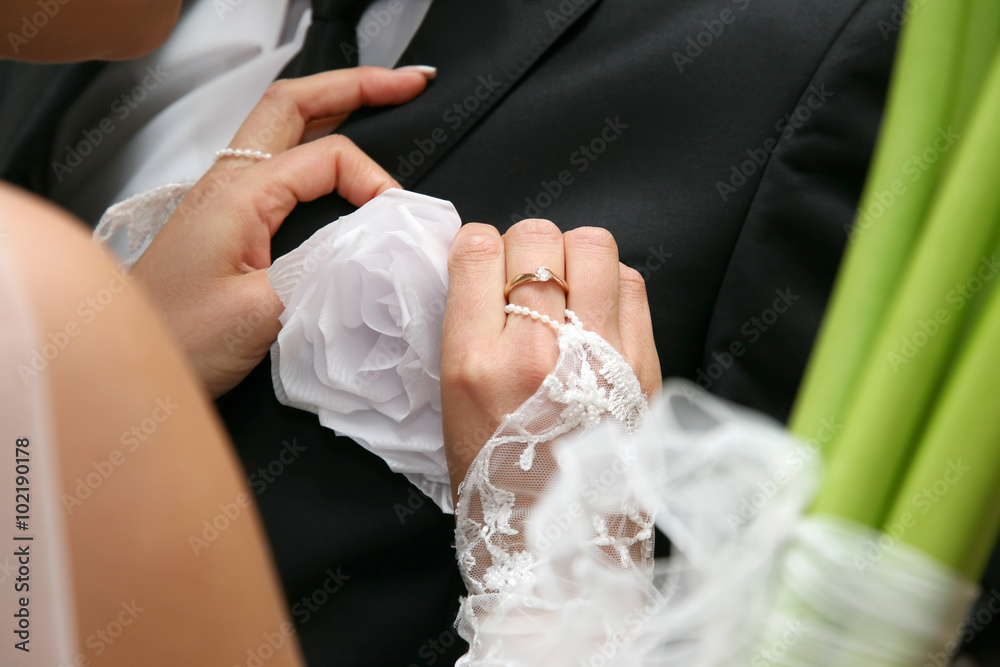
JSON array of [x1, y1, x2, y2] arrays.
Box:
[[1, 184, 302, 666], [110, 66, 435, 398]]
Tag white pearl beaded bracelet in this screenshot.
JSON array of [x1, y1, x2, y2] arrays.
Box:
[[504, 304, 582, 331], [214, 148, 272, 162]]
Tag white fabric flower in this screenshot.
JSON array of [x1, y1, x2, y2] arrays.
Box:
[[269, 189, 461, 512]]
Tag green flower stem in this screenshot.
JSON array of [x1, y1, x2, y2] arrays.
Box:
[[811, 46, 1000, 529], [885, 246, 1000, 579], [789, 0, 970, 458]]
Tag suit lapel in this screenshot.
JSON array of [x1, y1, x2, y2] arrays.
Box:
[[337, 0, 603, 188]]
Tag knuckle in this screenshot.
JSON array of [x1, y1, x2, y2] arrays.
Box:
[[262, 79, 295, 107], [354, 65, 380, 78], [619, 265, 647, 296], [322, 133, 358, 152], [565, 226, 617, 253], [516, 341, 559, 389], [506, 218, 562, 245], [258, 82, 299, 128], [449, 230, 503, 268], [442, 347, 493, 392]]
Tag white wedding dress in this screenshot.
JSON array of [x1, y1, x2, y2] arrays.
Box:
[[0, 244, 80, 666]]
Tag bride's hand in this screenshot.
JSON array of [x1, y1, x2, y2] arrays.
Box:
[[130, 66, 434, 397], [441, 219, 661, 500]]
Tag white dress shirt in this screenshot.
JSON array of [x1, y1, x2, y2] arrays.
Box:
[[50, 0, 432, 228]]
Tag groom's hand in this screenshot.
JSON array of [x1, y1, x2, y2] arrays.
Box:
[[131, 66, 435, 398]]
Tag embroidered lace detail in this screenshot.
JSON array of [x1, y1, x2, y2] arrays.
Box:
[[454, 322, 652, 664], [92, 182, 194, 267]]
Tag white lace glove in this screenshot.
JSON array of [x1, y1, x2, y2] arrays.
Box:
[[454, 365, 977, 667], [454, 319, 655, 667]]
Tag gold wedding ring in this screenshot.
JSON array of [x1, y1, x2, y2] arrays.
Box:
[[504, 266, 569, 301]]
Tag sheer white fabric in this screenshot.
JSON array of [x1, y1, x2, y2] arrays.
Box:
[[454, 320, 653, 666], [0, 244, 79, 664], [93, 181, 193, 269], [454, 364, 978, 666]]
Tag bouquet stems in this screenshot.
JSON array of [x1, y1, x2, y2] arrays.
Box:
[[789, 0, 971, 455], [811, 45, 1000, 529], [951, 0, 1000, 134], [885, 255, 1000, 580]]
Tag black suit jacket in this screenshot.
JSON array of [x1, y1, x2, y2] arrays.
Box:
[[8, 1, 999, 665], [223, 2, 901, 664]]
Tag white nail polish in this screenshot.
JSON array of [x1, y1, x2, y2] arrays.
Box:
[[395, 65, 437, 79]]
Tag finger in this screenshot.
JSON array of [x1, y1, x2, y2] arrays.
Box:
[[238, 134, 401, 237], [617, 264, 661, 396], [228, 66, 434, 156], [502, 219, 567, 329], [563, 227, 621, 350], [444, 223, 507, 345]]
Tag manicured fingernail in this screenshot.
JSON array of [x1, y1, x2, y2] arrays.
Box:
[[395, 65, 437, 79]]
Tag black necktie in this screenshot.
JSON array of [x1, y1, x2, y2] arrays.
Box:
[[279, 0, 372, 79]]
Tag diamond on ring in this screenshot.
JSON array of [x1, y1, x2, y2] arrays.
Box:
[[504, 266, 569, 300]]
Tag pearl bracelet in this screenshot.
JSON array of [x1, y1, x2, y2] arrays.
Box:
[[214, 148, 272, 162], [504, 304, 582, 331]]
